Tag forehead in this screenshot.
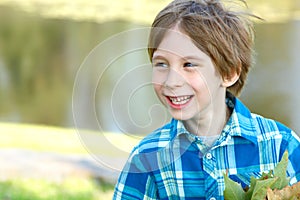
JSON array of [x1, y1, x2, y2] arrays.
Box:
[[155, 27, 208, 59]]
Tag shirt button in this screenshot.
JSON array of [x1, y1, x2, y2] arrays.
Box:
[[210, 197, 216, 200], [206, 153, 212, 160]]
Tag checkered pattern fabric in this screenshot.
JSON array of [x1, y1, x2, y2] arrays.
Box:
[[113, 94, 300, 200]]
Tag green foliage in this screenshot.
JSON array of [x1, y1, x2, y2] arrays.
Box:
[[272, 151, 290, 190], [250, 178, 278, 200], [224, 151, 295, 200], [223, 173, 246, 200]]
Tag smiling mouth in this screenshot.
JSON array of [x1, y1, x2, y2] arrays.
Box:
[[167, 95, 193, 105]]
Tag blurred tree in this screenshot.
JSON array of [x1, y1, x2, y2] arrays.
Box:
[[0, 7, 70, 125]]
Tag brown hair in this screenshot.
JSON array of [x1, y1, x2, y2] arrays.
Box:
[[148, 0, 260, 96]]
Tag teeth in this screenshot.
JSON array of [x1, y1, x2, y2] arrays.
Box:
[[169, 96, 191, 105]]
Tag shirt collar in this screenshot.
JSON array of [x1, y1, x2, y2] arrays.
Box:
[[171, 92, 258, 145], [222, 93, 258, 145]]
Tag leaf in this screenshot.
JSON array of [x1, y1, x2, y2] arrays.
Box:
[[251, 177, 277, 200], [259, 170, 273, 180], [223, 151, 300, 200], [266, 187, 278, 200], [272, 150, 290, 190], [223, 173, 246, 200], [273, 151, 288, 176], [269, 182, 300, 200], [245, 170, 274, 200], [245, 176, 257, 200], [267, 188, 285, 200]]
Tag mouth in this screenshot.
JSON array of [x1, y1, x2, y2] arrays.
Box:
[[165, 95, 193, 108]]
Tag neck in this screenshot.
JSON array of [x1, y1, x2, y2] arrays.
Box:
[[182, 96, 231, 137]]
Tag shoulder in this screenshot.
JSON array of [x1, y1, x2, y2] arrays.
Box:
[[231, 96, 299, 144], [250, 112, 294, 138], [249, 114, 300, 183], [232, 96, 294, 138]]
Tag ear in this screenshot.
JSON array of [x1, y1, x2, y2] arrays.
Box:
[[221, 69, 240, 88]]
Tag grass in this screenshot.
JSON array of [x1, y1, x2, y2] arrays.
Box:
[[0, 122, 141, 199], [0, 122, 86, 154], [0, 122, 140, 154], [0, 178, 114, 200]]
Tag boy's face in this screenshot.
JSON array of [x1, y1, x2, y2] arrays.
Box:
[[152, 27, 227, 121]]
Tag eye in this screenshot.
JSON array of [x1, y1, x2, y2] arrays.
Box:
[[183, 62, 196, 67], [153, 62, 168, 68]]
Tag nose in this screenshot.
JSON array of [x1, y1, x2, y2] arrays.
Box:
[[164, 68, 184, 89]]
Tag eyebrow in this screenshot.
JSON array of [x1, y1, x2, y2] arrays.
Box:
[[181, 55, 205, 61], [152, 53, 205, 62], [152, 54, 166, 61]]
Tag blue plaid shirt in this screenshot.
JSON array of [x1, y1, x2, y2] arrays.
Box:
[[113, 95, 300, 200]]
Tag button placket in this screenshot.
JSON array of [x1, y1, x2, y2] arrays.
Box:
[[203, 151, 216, 176], [206, 152, 212, 160]]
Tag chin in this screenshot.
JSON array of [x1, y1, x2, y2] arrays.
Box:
[[169, 112, 194, 121]]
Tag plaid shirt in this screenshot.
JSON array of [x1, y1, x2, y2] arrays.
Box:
[[113, 94, 300, 200]]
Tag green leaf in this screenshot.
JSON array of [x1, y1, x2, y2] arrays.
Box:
[[273, 151, 288, 176], [272, 150, 290, 190], [223, 173, 246, 200], [251, 177, 277, 200], [224, 151, 293, 200], [245, 170, 274, 200], [245, 176, 257, 200]]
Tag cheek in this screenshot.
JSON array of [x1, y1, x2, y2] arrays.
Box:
[[152, 82, 163, 98], [152, 70, 167, 85], [187, 75, 208, 92], [152, 84, 166, 104], [152, 83, 161, 92]]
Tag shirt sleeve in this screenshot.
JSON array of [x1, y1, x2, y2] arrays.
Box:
[[113, 153, 158, 200], [285, 131, 300, 185]]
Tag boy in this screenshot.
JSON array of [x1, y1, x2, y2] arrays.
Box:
[[113, 0, 300, 199]]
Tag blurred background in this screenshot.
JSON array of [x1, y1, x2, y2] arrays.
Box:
[[0, 0, 299, 199]]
